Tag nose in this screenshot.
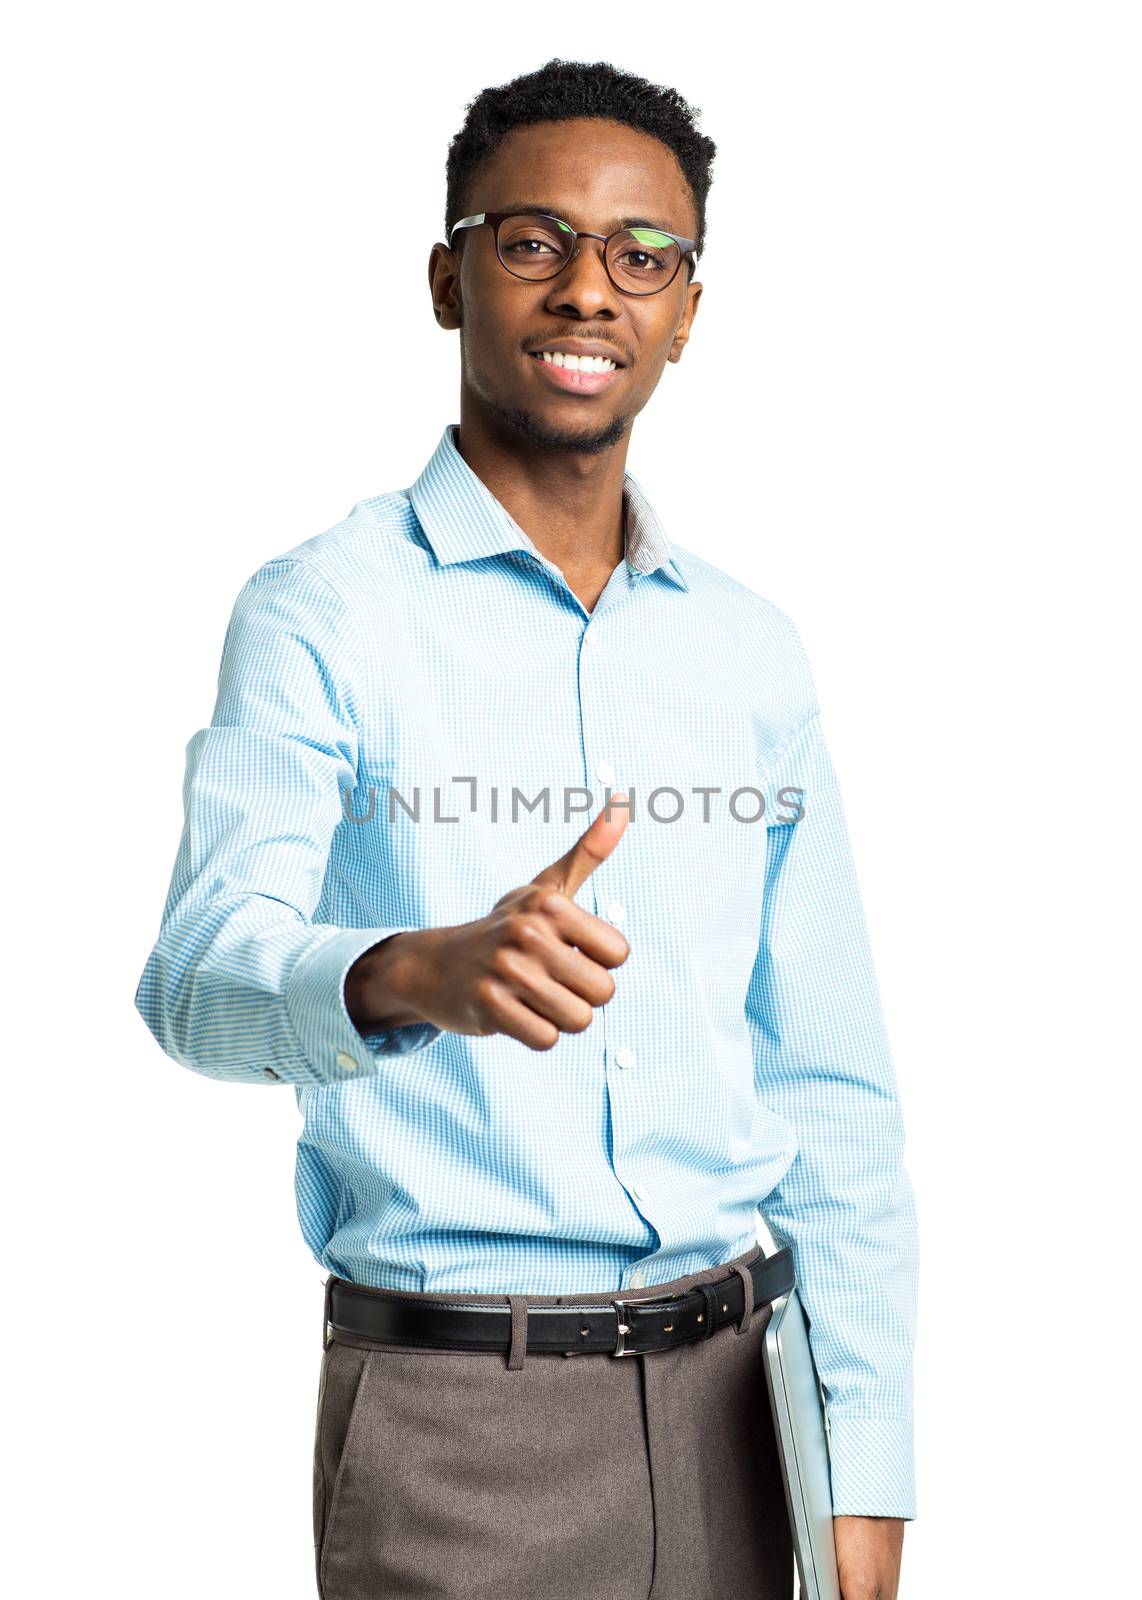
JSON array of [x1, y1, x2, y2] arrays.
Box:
[[543, 237, 623, 319]]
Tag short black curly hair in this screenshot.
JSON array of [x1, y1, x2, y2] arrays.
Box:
[[444, 58, 717, 262]]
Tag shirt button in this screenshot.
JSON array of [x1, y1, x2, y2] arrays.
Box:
[[630, 1269, 646, 1288], [615, 1046, 635, 1069], [595, 760, 615, 786], [606, 900, 626, 925], [263, 1067, 281, 1081], [630, 1185, 645, 1205], [335, 1050, 359, 1074]]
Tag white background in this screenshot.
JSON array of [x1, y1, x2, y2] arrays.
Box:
[[5, 3, 1138, 1595]]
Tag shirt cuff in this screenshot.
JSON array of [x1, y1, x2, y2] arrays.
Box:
[[825, 1411, 917, 1520], [285, 926, 443, 1083]]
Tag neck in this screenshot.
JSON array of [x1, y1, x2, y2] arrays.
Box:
[[454, 391, 632, 580]]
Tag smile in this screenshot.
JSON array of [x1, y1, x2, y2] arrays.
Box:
[[528, 351, 622, 393]]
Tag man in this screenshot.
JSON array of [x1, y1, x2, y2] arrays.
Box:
[[135, 57, 918, 1600]]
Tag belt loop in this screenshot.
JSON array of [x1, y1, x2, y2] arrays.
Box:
[[729, 1262, 754, 1335], [323, 1275, 336, 1351], [698, 1281, 719, 1338], [506, 1295, 529, 1370]]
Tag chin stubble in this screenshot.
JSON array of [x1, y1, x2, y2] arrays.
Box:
[[488, 399, 632, 457]]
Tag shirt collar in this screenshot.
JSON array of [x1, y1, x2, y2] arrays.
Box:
[[408, 424, 689, 592]]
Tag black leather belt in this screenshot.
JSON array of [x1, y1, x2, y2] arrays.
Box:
[[324, 1246, 795, 1360]]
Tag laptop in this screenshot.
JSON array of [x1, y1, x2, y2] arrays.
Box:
[[761, 1285, 842, 1600]]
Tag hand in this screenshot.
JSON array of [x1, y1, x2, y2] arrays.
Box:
[[833, 1515, 905, 1599], [345, 797, 631, 1049]]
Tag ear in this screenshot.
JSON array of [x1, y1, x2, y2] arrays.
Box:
[[429, 242, 462, 330], [668, 279, 702, 363]]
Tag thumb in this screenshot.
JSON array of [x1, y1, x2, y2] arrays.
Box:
[[532, 794, 630, 901]]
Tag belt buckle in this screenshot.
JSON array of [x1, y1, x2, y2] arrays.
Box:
[[610, 1292, 680, 1357], [611, 1296, 636, 1356]]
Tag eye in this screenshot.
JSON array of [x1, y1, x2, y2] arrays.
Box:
[[615, 247, 669, 273], [506, 236, 560, 256], [614, 226, 675, 275]]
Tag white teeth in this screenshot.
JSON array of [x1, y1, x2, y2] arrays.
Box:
[[539, 351, 617, 372]]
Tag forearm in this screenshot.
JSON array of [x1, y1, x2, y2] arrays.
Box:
[[749, 699, 919, 1516], [136, 898, 412, 1086], [135, 556, 447, 1088], [760, 1148, 919, 1516]]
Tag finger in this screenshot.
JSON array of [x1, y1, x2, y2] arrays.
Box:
[[519, 893, 630, 971], [531, 794, 630, 900], [498, 928, 618, 1010], [477, 978, 562, 1051], [491, 947, 598, 1033]]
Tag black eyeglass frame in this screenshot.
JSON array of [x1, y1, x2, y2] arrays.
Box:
[[447, 210, 699, 296]]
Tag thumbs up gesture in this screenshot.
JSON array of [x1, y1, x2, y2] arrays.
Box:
[[344, 798, 632, 1051]]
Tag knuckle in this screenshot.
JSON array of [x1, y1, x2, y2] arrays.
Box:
[[508, 908, 551, 943], [491, 944, 525, 981], [473, 974, 504, 1011]]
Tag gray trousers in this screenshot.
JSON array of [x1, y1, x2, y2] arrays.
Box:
[[312, 1241, 794, 1599]]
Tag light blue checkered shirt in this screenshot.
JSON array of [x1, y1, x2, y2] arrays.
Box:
[[135, 422, 919, 1518]]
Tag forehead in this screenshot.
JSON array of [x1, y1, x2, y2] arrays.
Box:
[[470, 117, 697, 236]]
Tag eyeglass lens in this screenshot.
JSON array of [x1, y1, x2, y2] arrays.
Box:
[[496, 214, 681, 293]]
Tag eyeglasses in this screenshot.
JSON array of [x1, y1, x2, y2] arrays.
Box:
[[448, 210, 698, 297]]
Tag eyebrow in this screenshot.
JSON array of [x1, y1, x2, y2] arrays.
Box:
[[494, 201, 680, 235]]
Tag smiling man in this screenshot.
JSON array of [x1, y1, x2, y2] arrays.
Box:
[[136, 57, 917, 1600]]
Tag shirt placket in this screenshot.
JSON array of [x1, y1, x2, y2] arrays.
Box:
[[573, 572, 660, 1293]]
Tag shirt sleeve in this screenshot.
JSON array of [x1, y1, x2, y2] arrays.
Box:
[[133, 555, 443, 1087], [747, 630, 920, 1520]]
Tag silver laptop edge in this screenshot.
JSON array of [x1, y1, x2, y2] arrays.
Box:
[[762, 1287, 842, 1600]]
